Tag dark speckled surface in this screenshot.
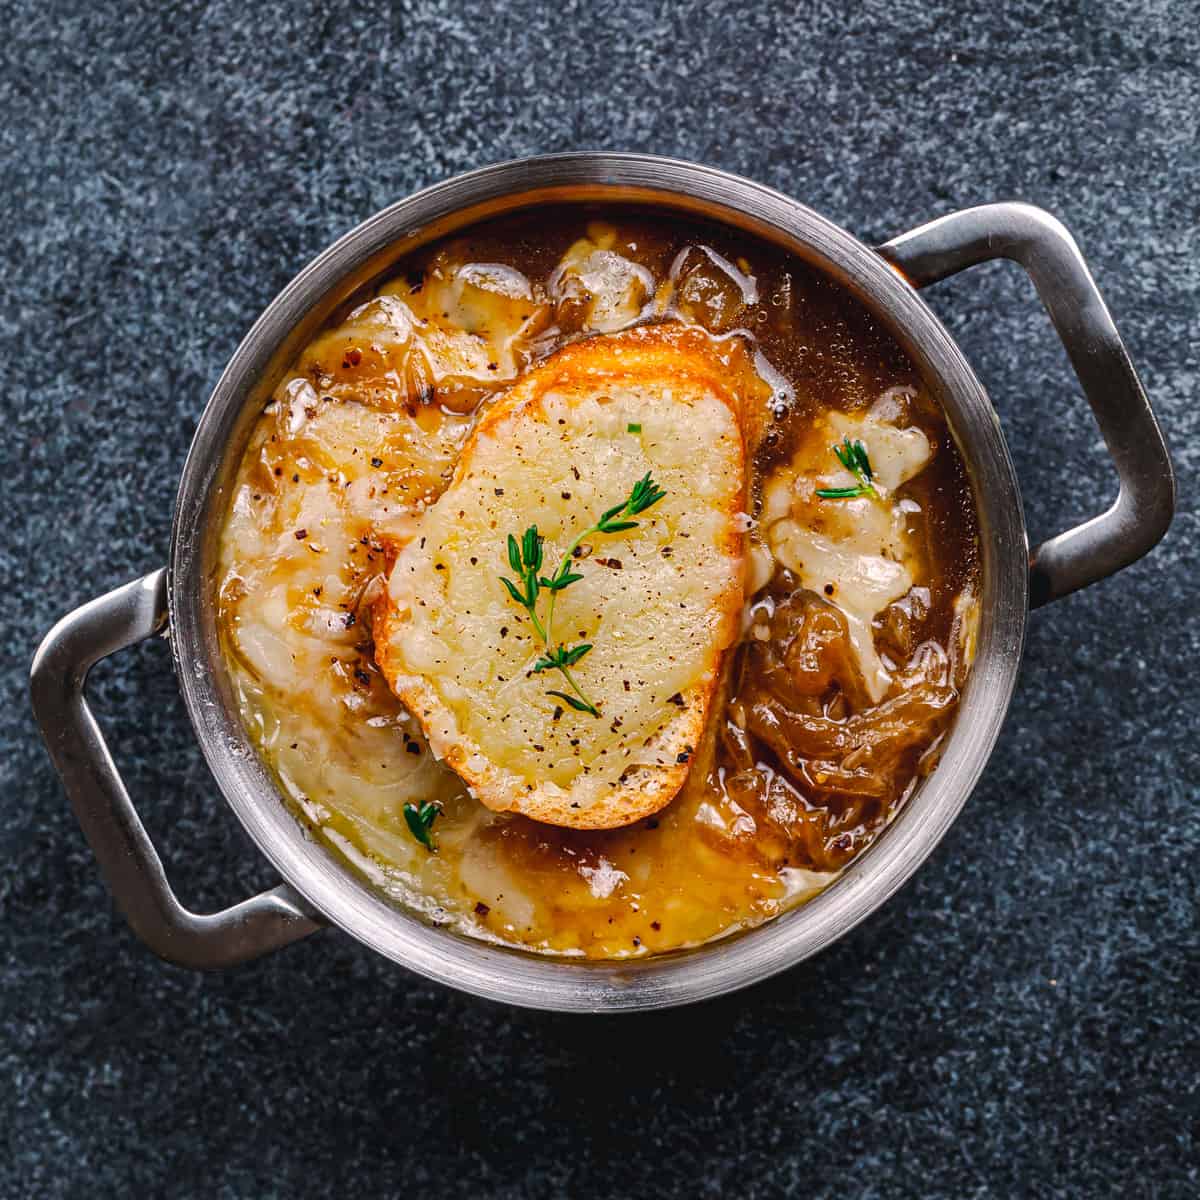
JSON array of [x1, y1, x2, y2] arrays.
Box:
[[2, 1, 1197, 1196]]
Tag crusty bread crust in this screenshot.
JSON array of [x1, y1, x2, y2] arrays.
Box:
[[374, 325, 759, 829]]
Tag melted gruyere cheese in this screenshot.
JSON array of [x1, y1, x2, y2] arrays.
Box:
[[294, 246, 552, 415], [762, 392, 934, 700], [549, 223, 656, 333]]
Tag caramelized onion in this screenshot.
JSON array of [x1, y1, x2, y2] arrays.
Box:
[[744, 584, 874, 712], [721, 577, 961, 869]]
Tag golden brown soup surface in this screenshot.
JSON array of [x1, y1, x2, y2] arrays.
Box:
[[216, 207, 980, 958]]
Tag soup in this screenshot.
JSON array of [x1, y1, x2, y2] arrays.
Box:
[[216, 208, 980, 959]]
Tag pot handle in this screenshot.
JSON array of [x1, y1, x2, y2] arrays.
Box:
[[30, 568, 323, 968], [876, 202, 1174, 607]]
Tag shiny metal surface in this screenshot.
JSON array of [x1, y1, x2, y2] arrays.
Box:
[[878, 203, 1175, 607], [29, 569, 321, 968], [31, 154, 1173, 1009]]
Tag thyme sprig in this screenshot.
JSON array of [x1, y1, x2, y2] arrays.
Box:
[[403, 800, 441, 851], [815, 437, 879, 500], [501, 523, 597, 715], [499, 472, 668, 717]]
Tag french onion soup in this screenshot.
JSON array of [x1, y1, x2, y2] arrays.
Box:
[[216, 208, 980, 958]]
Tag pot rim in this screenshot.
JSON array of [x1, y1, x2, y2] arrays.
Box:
[[168, 152, 1027, 1011]]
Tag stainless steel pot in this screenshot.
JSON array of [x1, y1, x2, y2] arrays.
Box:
[[31, 153, 1174, 1011]]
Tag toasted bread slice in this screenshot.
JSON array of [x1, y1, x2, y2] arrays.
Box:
[[374, 325, 758, 829]]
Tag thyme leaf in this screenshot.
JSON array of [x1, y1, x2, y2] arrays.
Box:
[[403, 801, 441, 851], [546, 690, 600, 715], [499, 576, 526, 606], [532, 643, 593, 673]]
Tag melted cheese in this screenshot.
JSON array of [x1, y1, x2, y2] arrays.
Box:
[[294, 248, 550, 411], [763, 397, 933, 700], [549, 223, 655, 333], [666, 243, 759, 331]]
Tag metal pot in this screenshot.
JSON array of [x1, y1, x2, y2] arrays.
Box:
[[31, 153, 1174, 1012]]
